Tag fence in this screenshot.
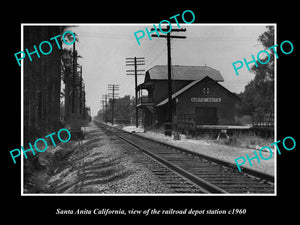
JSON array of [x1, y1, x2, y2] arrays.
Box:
[[252, 112, 274, 127]]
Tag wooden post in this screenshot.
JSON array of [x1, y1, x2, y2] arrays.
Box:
[[150, 26, 186, 136]]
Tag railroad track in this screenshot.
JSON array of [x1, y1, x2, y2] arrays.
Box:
[[94, 121, 275, 194]]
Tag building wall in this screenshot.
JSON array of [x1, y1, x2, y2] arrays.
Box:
[[176, 78, 238, 125], [152, 80, 191, 104]]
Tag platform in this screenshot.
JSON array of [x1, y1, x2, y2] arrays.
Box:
[[196, 125, 252, 130]]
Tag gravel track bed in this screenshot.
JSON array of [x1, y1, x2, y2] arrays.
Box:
[[43, 123, 172, 194]]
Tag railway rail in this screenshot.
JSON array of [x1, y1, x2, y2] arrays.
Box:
[[94, 121, 275, 194]]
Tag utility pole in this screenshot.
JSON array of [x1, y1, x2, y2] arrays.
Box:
[[72, 41, 77, 114], [151, 26, 186, 136], [108, 84, 119, 125], [82, 82, 86, 121], [70, 40, 83, 138], [101, 99, 105, 122], [79, 65, 83, 117], [102, 94, 108, 123], [126, 57, 145, 127], [71, 42, 83, 139]]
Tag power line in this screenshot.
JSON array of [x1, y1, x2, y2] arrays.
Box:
[[126, 57, 145, 127], [101, 94, 108, 123], [151, 26, 186, 136], [107, 84, 119, 125]]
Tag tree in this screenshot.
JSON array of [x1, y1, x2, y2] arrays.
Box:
[[237, 26, 274, 116], [24, 26, 64, 143], [61, 48, 73, 123], [99, 95, 136, 124], [61, 31, 81, 125]]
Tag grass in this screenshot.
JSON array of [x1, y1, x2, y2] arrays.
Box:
[[214, 132, 274, 149], [141, 125, 273, 149]]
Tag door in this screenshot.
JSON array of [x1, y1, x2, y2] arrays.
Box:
[[195, 107, 218, 125]]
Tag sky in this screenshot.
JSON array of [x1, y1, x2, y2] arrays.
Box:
[[68, 24, 269, 116]]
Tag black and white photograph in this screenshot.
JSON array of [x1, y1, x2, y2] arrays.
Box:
[[4, 6, 299, 220], [21, 24, 275, 195]]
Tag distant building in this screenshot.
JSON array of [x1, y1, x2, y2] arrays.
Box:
[[137, 65, 240, 128]]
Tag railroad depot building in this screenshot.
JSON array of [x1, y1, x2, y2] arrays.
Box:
[[137, 65, 240, 128]]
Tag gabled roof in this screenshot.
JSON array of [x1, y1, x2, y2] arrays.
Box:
[[156, 80, 201, 106], [146, 65, 224, 82], [156, 76, 239, 107]]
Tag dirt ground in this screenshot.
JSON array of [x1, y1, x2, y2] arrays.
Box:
[[23, 122, 275, 194], [123, 126, 275, 176], [23, 122, 171, 194]]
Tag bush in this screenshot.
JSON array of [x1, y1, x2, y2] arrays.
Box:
[[235, 115, 252, 125]]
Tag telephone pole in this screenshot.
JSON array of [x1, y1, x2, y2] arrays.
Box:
[[79, 66, 83, 118], [102, 94, 108, 123], [72, 40, 77, 114], [108, 84, 119, 125], [126, 57, 145, 127], [82, 82, 86, 120], [70, 40, 83, 138], [101, 99, 105, 122], [151, 26, 186, 136]]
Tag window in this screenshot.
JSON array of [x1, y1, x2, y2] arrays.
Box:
[[202, 87, 210, 95]]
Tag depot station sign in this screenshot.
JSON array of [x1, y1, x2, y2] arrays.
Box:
[[191, 97, 221, 103]]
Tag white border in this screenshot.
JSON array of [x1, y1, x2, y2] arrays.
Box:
[[21, 23, 277, 196]]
